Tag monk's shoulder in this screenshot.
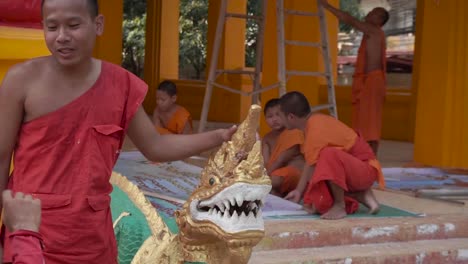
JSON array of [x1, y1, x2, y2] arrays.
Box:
[[175, 105, 191, 117], [0, 57, 49, 98], [102, 61, 148, 99], [104, 61, 147, 87]]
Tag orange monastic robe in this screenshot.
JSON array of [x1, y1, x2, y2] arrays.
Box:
[[302, 114, 385, 215], [267, 129, 304, 195], [156, 107, 193, 134], [352, 30, 387, 141]]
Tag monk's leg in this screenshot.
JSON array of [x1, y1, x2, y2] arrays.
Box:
[[320, 181, 347, 220], [270, 176, 284, 197], [367, 140, 379, 155], [347, 188, 380, 214]]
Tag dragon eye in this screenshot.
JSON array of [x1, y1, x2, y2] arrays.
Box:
[[209, 178, 215, 185]]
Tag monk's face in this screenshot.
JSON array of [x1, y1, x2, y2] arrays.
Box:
[[265, 105, 284, 131], [156, 90, 176, 112], [278, 111, 295, 130], [42, 0, 104, 67], [365, 8, 385, 26]]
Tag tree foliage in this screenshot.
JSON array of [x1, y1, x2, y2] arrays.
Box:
[[122, 0, 146, 77], [339, 0, 364, 33], [179, 0, 208, 79]]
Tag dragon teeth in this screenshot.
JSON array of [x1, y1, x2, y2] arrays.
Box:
[[229, 197, 236, 207], [217, 203, 225, 212], [231, 211, 239, 223], [235, 195, 243, 207], [223, 201, 230, 211], [248, 211, 256, 222], [209, 208, 214, 215]]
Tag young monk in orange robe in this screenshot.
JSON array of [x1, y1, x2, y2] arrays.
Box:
[[281, 92, 385, 220], [262, 99, 304, 197], [320, 0, 389, 154], [153, 80, 193, 135]]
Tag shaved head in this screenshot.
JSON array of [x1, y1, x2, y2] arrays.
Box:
[[41, 0, 99, 18], [375, 7, 390, 26], [279, 91, 311, 118]]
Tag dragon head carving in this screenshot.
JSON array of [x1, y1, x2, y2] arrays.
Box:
[[175, 105, 271, 263]]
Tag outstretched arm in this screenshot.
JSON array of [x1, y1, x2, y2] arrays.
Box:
[[319, 0, 379, 35], [127, 106, 236, 162]]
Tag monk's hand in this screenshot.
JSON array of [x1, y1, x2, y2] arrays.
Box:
[[2, 190, 41, 233], [219, 125, 237, 142], [285, 189, 301, 204]]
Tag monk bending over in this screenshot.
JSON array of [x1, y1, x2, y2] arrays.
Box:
[[319, 0, 389, 155], [262, 99, 304, 197], [153, 80, 193, 135], [0, 0, 236, 262], [281, 92, 385, 220]]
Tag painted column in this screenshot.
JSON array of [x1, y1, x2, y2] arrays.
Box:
[[413, 0, 468, 168], [143, 0, 180, 113], [94, 0, 124, 65]]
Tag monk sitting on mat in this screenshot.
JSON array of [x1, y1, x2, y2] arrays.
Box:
[[262, 98, 304, 197], [153, 80, 193, 135], [281, 92, 385, 220], [319, 0, 389, 155]]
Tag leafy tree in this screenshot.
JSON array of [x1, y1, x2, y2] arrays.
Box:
[[245, 0, 261, 67], [122, 14, 146, 77], [122, 0, 146, 77], [339, 0, 364, 33], [179, 0, 208, 79]]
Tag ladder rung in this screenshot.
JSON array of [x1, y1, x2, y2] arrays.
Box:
[[310, 104, 335, 112], [216, 69, 255, 75], [287, 71, 328, 77], [284, 9, 319, 17], [226, 13, 262, 20], [285, 40, 321, 48]]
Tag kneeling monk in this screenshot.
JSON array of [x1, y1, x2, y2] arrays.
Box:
[[281, 92, 385, 220]]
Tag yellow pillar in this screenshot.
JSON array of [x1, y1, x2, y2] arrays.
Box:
[[94, 0, 123, 65], [143, 0, 180, 113], [0, 26, 49, 80], [259, 0, 338, 136], [413, 0, 468, 168], [205, 0, 247, 123]]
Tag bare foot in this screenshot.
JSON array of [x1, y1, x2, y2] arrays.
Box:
[[303, 204, 317, 214], [320, 205, 347, 220], [349, 189, 380, 214]]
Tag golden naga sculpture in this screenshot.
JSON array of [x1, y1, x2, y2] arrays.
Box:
[[111, 104, 271, 264]]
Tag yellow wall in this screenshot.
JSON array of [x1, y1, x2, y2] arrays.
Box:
[[412, 0, 468, 168], [259, 0, 339, 136], [94, 0, 124, 65], [319, 85, 415, 141], [0, 26, 49, 80]]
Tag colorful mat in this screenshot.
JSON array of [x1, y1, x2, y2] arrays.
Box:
[[113, 151, 419, 220]]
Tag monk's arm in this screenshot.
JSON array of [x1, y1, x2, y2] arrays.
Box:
[[127, 107, 236, 162], [261, 139, 271, 167], [267, 145, 301, 174], [296, 164, 315, 195], [319, 0, 379, 35], [0, 67, 26, 208]]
